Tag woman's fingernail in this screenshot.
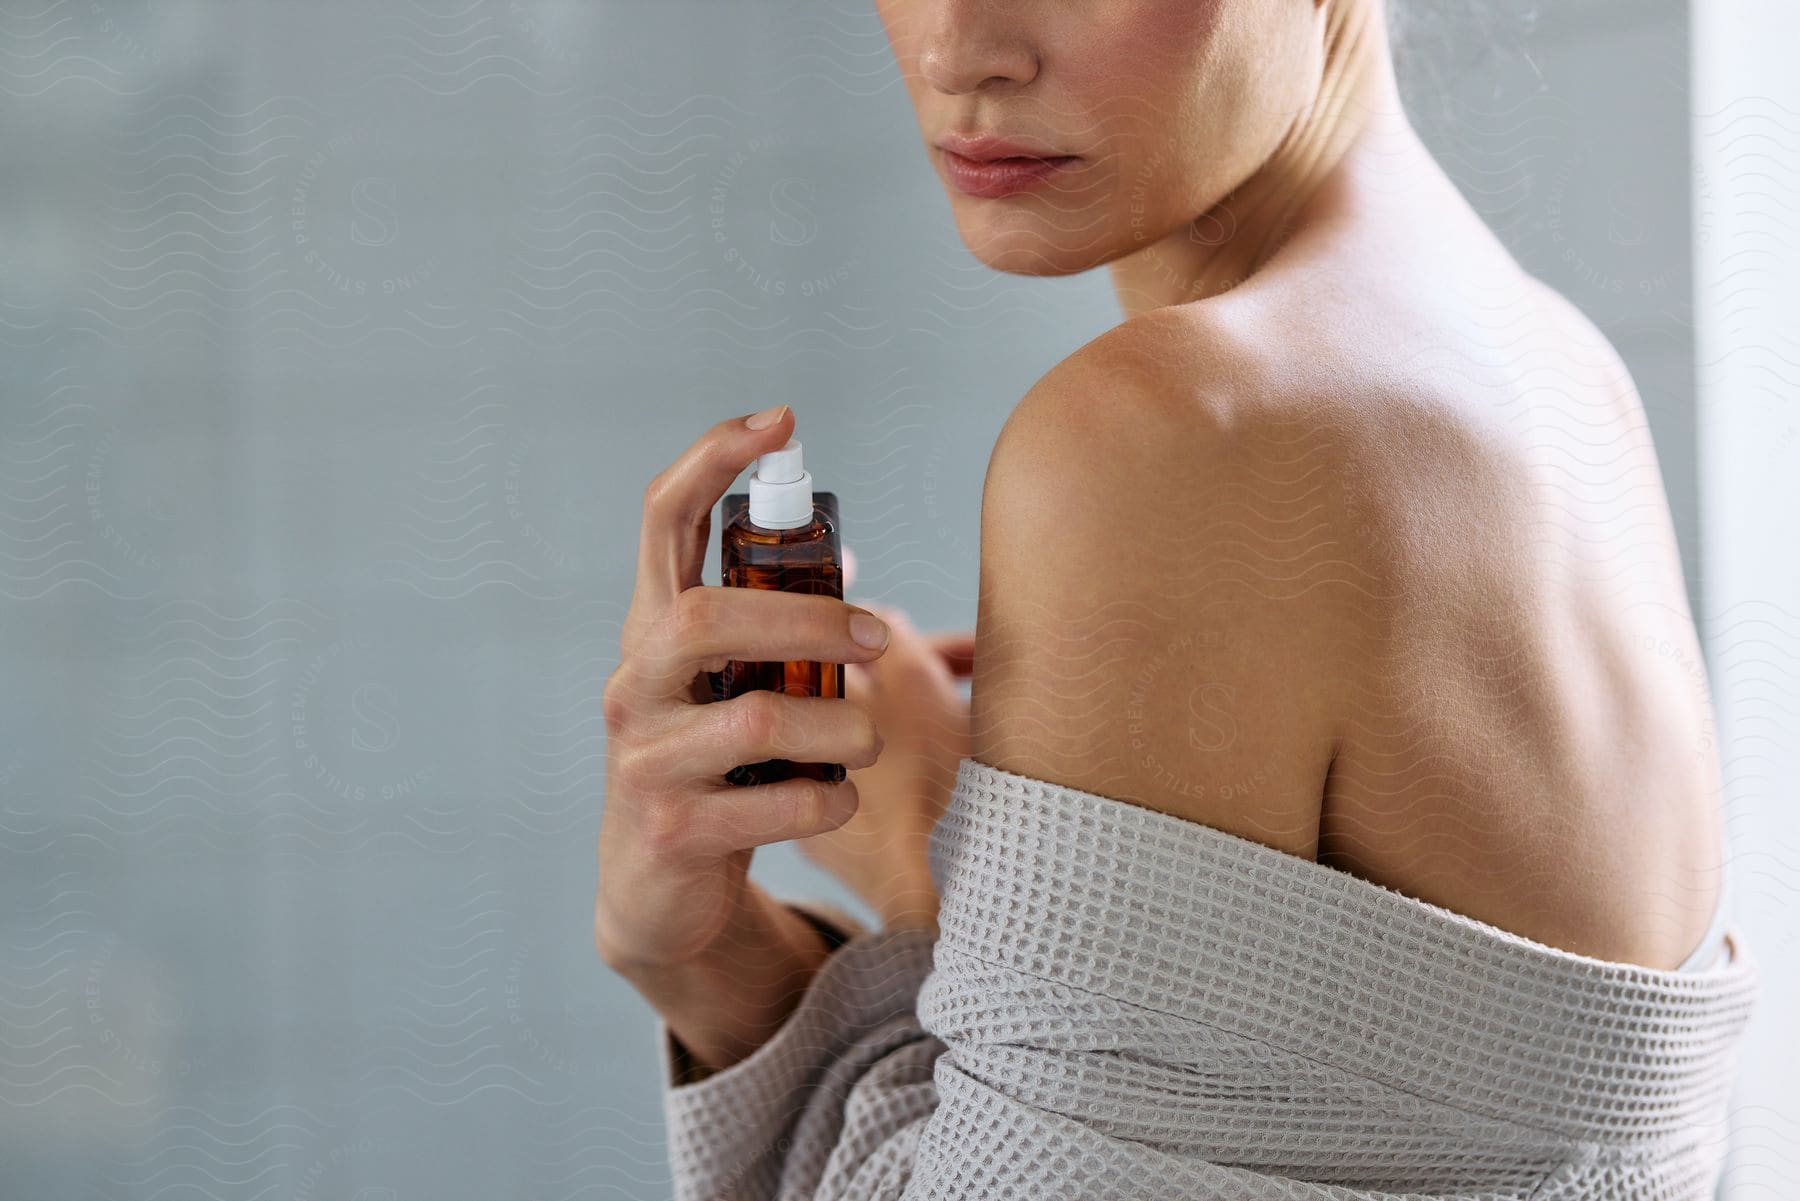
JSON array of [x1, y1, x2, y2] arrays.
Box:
[[850, 611, 890, 651], [745, 403, 789, 430]]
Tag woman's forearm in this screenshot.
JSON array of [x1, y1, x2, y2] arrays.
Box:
[[614, 881, 834, 1075], [873, 863, 941, 935]]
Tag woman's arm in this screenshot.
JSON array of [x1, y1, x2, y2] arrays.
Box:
[[967, 311, 1360, 845], [609, 879, 839, 1077]]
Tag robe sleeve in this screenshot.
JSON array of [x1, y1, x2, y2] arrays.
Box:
[[658, 900, 944, 1201]]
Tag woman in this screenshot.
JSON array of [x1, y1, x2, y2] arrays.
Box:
[[597, 1, 1757, 1197]]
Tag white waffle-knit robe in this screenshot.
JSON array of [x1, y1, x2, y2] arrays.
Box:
[[657, 757, 1760, 1200]]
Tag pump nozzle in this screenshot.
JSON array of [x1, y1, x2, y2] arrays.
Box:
[[748, 438, 815, 529]]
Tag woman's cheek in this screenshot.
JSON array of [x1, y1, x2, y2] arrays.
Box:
[[1054, 2, 1221, 144]]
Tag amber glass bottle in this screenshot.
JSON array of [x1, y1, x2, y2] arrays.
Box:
[[716, 437, 845, 786]]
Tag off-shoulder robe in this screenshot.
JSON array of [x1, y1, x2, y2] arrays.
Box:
[[657, 756, 1759, 1200]]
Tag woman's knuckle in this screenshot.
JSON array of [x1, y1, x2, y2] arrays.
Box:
[[670, 587, 716, 649], [601, 670, 636, 733], [641, 468, 677, 514], [735, 691, 779, 747], [637, 796, 690, 858], [606, 727, 633, 775], [611, 740, 663, 793]]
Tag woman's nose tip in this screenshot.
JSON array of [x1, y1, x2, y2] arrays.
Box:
[[917, 27, 1037, 94]]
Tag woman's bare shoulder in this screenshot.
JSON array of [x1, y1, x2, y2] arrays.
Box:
[[971, 302, 1394, 855], [985, 294, 1533, 608], [970, 286, 1587, 847]]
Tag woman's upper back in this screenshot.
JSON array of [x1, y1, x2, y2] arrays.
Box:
[[969, 182, 1725, 974]]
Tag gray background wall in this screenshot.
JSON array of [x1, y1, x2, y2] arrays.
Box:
[[3, 2, 1781, 1198]]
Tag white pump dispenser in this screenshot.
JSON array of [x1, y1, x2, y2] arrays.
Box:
[[748, 438, 815, 529]]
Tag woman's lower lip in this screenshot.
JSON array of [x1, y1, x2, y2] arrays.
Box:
[[940, 149, 1081, 199]]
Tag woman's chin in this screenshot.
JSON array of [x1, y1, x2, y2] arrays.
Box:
[[951, 216, 1111, 277]]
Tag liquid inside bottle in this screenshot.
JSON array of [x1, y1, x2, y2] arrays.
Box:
[[716, 440, 846, 786]]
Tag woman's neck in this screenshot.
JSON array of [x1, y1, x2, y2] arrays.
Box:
[[1106, 1, 1416, 319]]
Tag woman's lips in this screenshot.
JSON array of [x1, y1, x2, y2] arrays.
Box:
[[939, 148, 1081, 199]]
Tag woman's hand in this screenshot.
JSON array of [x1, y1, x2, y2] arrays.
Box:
[[596, 406, 892, 1070], [796, 600, 973, 931]]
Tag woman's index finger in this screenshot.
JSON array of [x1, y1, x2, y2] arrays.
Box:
[[927, 630, 977, 677], [633, 405, 792, 611]]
